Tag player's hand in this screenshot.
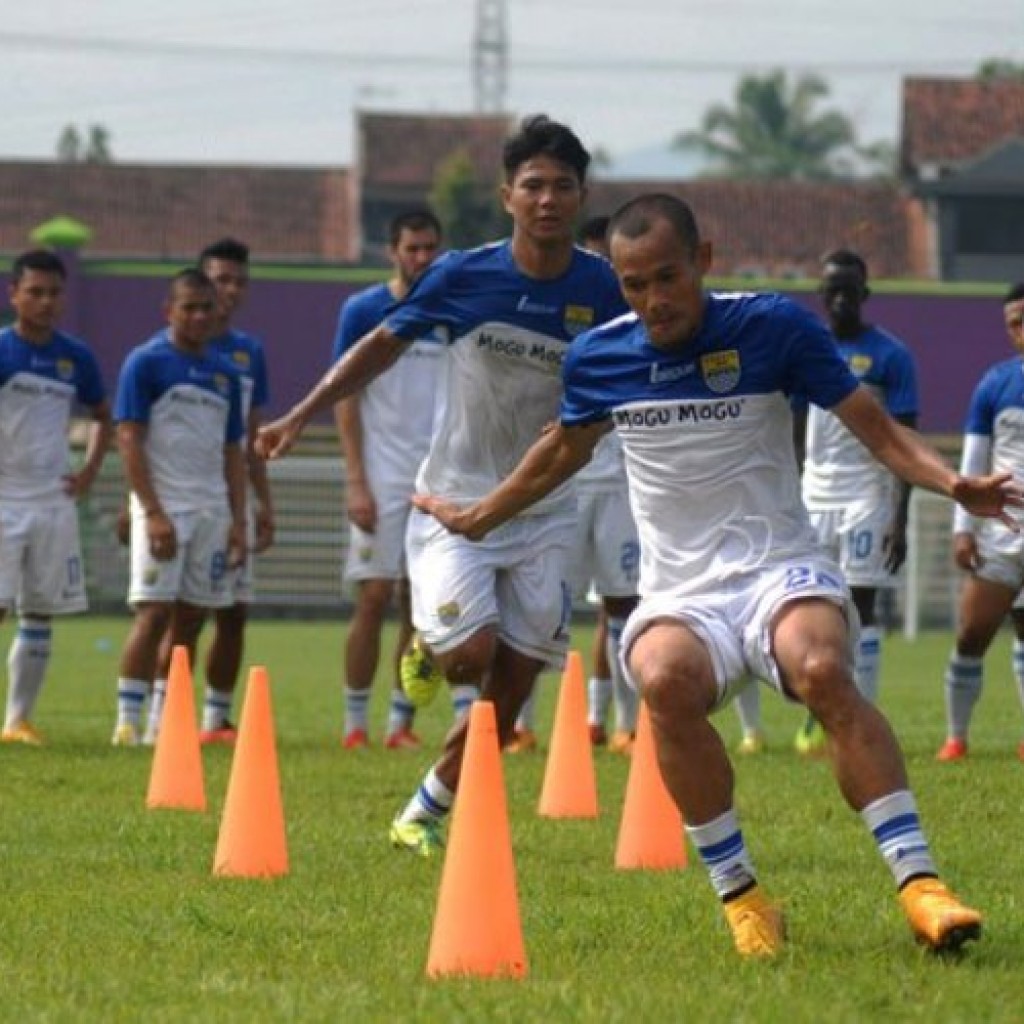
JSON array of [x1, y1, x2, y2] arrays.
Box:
[[62, 467, 97, 499], [115, 506, 130, 547], [227, 521, 248, 569], [412, 493, 488, 541], [146, 512, 177, 562], [255, 412, 304, 461], [953, 532, 982, 572], [883, 524, 908, 574], [952, 472, 1024, 530], [347, 479, 377, 533], [254, 506, 274, 553]]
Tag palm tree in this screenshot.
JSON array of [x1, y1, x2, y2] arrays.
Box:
[[678, 70, 872, 180]]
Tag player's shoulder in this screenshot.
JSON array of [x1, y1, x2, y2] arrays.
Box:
[[978, 355, 1023, 390], [861, 324, 913, 358], [345, 280, 391, 312]]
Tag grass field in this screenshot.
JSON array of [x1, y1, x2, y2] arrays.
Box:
[[2, 616, 1023, 1022]]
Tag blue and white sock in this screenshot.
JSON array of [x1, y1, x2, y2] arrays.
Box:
[[145, 677, 167, 739], [686, 808, 757, 900], [202, 686, 233, 730], [397, 767, 455, 825], [587, 675, 612, 729], [944, 653, 983, 740], [386, 688, 416, 735], [450, 684, 478, 721], [515, 687, 537, 731], [4, 617, 51, 728], [860, 790, 936, 888], [607, 615, 638, 733], [344, 686, 371, 735], [855, 626, 883, 703], [116, 677, 149, 729], [734, 679, 762, 738]]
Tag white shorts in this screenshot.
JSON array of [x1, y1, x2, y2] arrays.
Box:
[[808, 503, 899, 589], [971, 521, 1024, 593], [407, 507, 575, 669], [570, 488, 640, 599], [0, 500, 87, 616], [129, 507, 234, 609], [343, 487, 412, 583], [621, 556, 857, 711]]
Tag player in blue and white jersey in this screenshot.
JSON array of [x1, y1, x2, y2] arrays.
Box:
[[938, 283, 1024, 763], [111, 269, 247, 746], [0, 250, 112, 745], [257, 116, 628, 855], [734, 250, 920, 755], [414, 194, 1015, 957], [143, 239, 274, 747], [332, 209, 445, 751]]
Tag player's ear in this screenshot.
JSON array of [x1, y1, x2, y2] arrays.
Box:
[[697, 240, 713, 276]]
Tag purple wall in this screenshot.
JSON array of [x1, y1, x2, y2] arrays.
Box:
[[2, 259, 1009, 433]]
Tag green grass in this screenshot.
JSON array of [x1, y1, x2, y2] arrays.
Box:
[[2, 618, 1024, 1022]]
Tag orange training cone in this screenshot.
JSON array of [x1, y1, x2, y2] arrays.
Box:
[[426, 700, 527, 979], [146, 644, 206, 811], [538, 650, 598, 818], [213, 666, 288, 878], [615, 701, 687, 870]]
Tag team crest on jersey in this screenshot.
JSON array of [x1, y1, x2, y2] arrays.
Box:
[[563, 305, 594, 337], [232, 351, 251, 369], [437, 600, 460, 626], [849, 354, 873, 377], [56, 358, 74, 381], [700, 350, 741, 393], [213, 372, 229, 396], [358, 545, 373, 562]]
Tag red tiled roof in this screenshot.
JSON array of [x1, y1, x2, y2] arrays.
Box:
[[901, 76, 1024, 175], [587, 179, 914, 278], [0, 161, 354, 261], [358, 112, 514, 188]]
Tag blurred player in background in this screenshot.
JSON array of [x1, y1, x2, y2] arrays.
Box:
[[937, 282, 1024, 762], [143, 239, 273, 745], [0, 249, 112, 745], [332, 209, 445, 750], [734, 250, 919, 755], [112, 270, 246, 746]]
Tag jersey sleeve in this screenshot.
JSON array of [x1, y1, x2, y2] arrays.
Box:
[[331, 290, 379, 363], [882, 344, 919, 417], [778, 299, 859, 409], [74, 345, 107, 407], [560, 332, 615, 427], [383, 256, 456, 342], [114, 348, 152, 424], [962, 369, 999, 436]]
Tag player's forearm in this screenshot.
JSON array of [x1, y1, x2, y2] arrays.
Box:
[[335, 397, 367, 484], [120, 440, 163, 517], [246, 410, 273, 513], [292, 328, 406, 428], [875, 423, 958, 498], [81, 407, 114, 482]]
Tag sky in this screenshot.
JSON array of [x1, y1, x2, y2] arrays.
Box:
[[2, 0, 1022, 170]]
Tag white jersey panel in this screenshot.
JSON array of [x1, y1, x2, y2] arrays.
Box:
[[576, 428, 626, 492]]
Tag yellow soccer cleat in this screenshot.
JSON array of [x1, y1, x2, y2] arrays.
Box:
[[389, 818, 444, 859], [736, 730, 765, 755], [607, 729, 636, 756], [794, 717, 827, 757], [899, 878, 982, 953], [723, 886, 786, 958], [504, 728, 538, 754], [399, 636, 445, 708], [111, 722, 142, 747], [1, 720, 45, 746]]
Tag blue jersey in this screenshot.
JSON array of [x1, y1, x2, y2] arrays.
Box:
[[0, 326, 106, 502], [561, 291, 858, 599], [208, 328, 269, 422], [114, 331, 244, 512], [385, 240, 628, 513], [332, 282, 443, 489], [802, 325, 919, 507]]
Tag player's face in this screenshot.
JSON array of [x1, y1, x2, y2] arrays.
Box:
[[9, 269, 65, 338], [610, 218, 711, 351], [165, 284, 217, 351], [819, 264, 868, 336], [390, 227, 441, 288], [1005, 299, 1024, 355], [203, 257, 250, 321], [502, 156, 583, 246]]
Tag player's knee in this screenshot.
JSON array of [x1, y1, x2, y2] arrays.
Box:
[[637, 659, 708, 722], [790, 642, 852, 706], [215, 602, 247, 633]]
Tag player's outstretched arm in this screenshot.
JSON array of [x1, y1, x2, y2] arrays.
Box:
[[256, 325, 408, 460], [413, 419, 610, 541], [835, 387, 1024, 527]]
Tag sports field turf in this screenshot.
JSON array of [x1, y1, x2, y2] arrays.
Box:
[[2, 617, 1023, 1021]]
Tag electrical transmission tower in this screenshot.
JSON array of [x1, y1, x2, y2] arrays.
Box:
[[473, 0, 508, 112]]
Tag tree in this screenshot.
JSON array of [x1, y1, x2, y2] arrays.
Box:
[[977, 59, 1024, 82], [84, 125, 113, 164], [55, 123, 114, 164], [428, 148, 508, 249], [56, 125, 82, 163], [677, 70, 886, 181]]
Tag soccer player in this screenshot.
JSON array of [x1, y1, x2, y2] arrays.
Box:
[[112, 269, 247, 746], [0, 249, 112, 745], [256, 115, 628, 854], [937, 282, 1024, 762], [332, 209, 444, 750], [142, 238, 273, 746], [735, 250, 920, 755], [413, 193, 1013, 957], [507, 213, 641, 755]]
